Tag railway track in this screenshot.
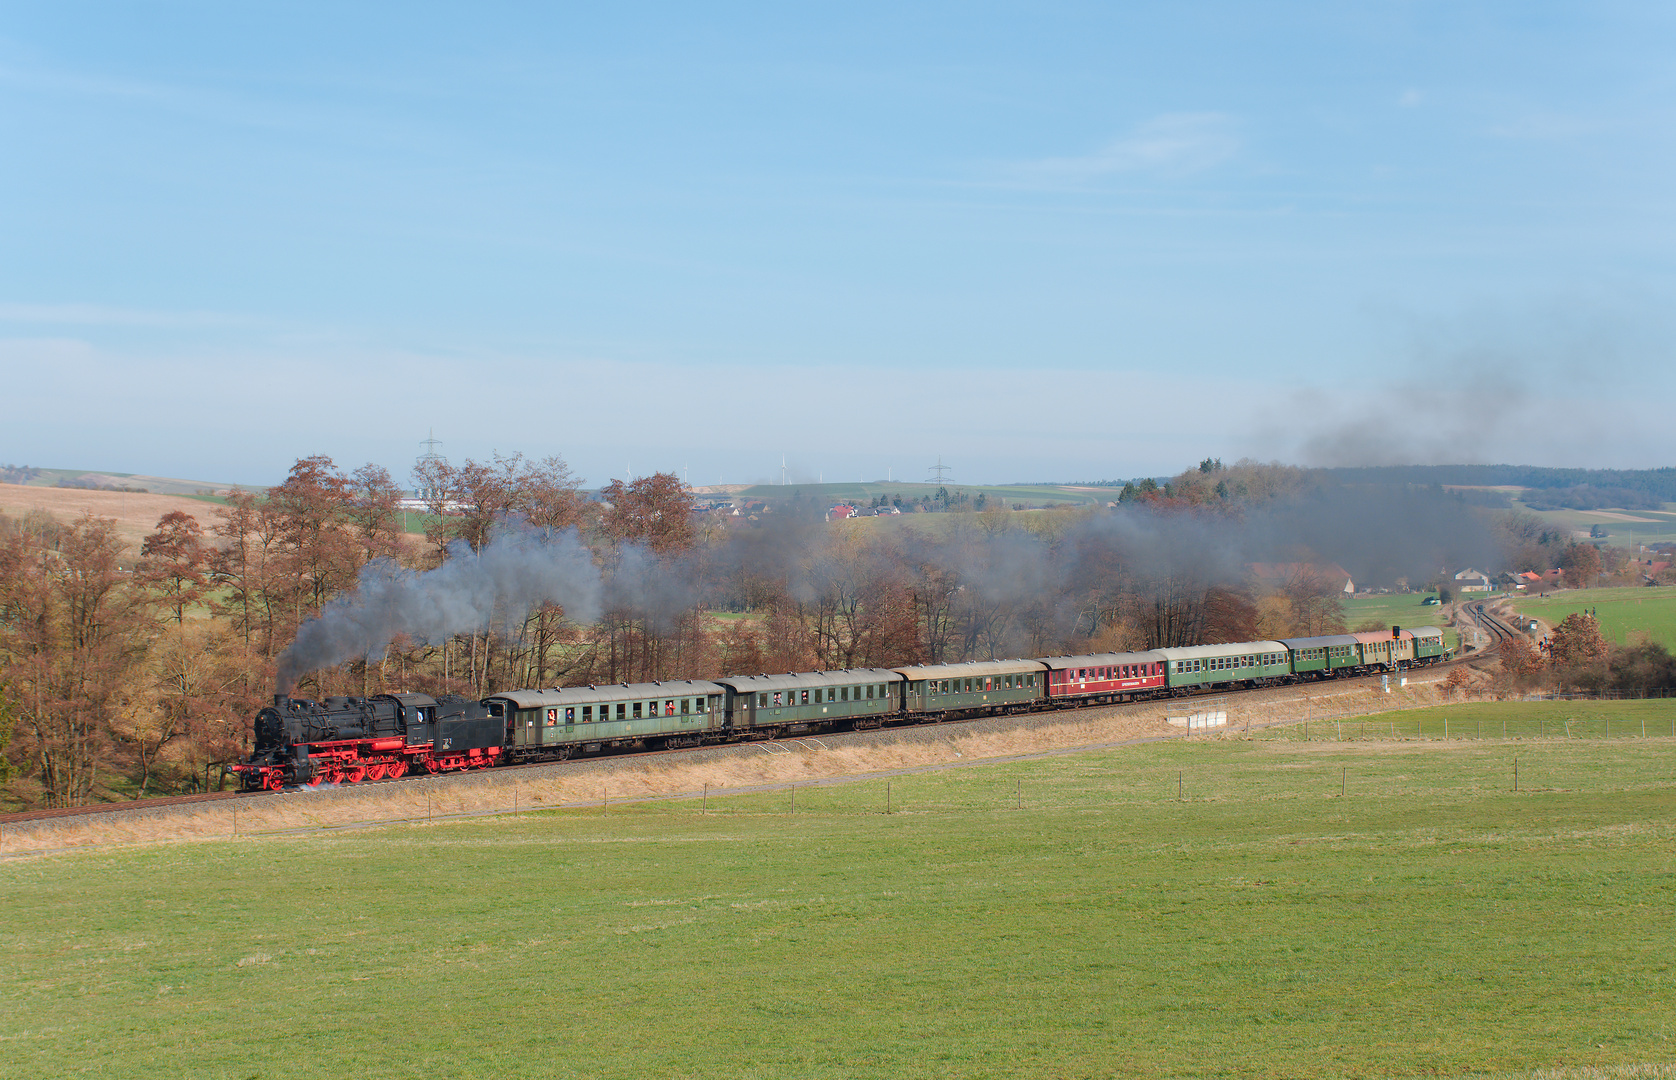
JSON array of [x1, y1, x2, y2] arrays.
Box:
[[1467, 602, 1522, 649], [2, 661, 1464, 830]]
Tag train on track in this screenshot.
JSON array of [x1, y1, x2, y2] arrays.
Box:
[[234, 626, 1450, 791]]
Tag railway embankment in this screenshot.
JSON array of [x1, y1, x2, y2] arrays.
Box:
[[1, 672, 1472, 856]]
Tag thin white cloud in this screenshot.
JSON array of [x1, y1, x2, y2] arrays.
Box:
[[0, 303, 251, 328], [1013, 113, 1240, 185]]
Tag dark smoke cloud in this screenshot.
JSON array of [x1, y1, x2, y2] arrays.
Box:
[[275, 527, 602, 693], [277, 481, 1501, 691]]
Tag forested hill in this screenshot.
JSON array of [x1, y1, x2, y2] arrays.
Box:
[[1318, 465, 1676, 510]]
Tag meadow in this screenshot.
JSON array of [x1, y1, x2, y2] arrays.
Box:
[[1340, 594, 1460, 651], [1507, 500, 1676, 545], [5, 701, 1675, 1079], [1508, 587, 1676, 647]]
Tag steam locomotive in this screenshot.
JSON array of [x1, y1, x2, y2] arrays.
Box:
[[238, 693, 508, 790], [233, 625, 1449, 791]]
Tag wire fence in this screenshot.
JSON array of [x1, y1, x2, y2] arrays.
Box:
[[1261, 712, 1676, 742], [1522, 688, 1676, 701]]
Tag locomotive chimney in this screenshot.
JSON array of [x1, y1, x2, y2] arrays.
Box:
[[273, 693, 290, 709]]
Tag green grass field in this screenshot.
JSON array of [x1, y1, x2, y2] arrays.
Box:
[[1340, 594, 1460, 651], [1508, 586, 1676, 647], [1507, 499, 1676, 544], [6, 702, 1675, 1079]]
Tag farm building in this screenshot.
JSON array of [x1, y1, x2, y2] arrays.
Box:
[[1453, 568, 1493, 593]]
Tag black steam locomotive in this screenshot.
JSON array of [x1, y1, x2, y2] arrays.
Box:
[[236, 692, 509, 790]]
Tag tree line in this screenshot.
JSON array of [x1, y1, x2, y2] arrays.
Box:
[[9, 452, 1541, 810]]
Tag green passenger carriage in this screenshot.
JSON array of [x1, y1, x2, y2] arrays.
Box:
[[1408, 626, 1448, 664], [715, 669, 904, 733], [895, 659, 1046, 714], [1159, 642, 1291, 692], [1278, 634, 1361, 678], [489, 680, 726, 759]]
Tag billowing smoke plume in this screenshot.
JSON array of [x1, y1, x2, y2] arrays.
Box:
[[276, 527, 602, 693]]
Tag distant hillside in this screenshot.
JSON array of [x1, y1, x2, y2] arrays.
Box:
[[0, 465, 250, 496], [1320, 465, 1676, 509]]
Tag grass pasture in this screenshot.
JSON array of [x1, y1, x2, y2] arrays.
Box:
[[1508, 586, 1676, 648], [1506, 500, 1676, 544], [5, 707, 1676, 1079], [1340, 594, 1460, 651]]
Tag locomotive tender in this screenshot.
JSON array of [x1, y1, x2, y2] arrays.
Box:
[[235, 625, 1448, 791]]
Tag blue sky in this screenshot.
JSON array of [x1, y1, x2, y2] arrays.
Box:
[[3, 2, 1673, 488]]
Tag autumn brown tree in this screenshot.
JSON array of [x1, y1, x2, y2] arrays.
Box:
[[0, 515, 147, 806], [138, 510, 209, 624], [601, 473, 694, 554]]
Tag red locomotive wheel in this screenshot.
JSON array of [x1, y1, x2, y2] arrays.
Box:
[[386, 761, 406, 779], [308, 773, 326, 787], [365, 763, 387, 781], [342, 766, 366, 784]]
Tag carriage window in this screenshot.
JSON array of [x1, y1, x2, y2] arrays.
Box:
[[681, 698, 690, 715], [616, 703, 626, 720], [633, 701, 643, 719], [582, 705, 592, 722], [865, 684, 874, 699], [800, 690, 809, 704], [564, 707, 574, 723], [758, 693, 767, 707]]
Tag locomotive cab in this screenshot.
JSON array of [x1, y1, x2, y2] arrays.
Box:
[[389, 693, 439, 747]]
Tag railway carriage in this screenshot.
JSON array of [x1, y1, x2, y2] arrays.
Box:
[[1041, 651, 1168, 704], [1159, 642, 1291, 693], [895, 659, 1045, 715], [1408, 626, 1448, 664], [715, 669, 903, 733], [1278, 634, 1361, 678], [489, 681, 726, 760], [1352, 629, 1413, 671]]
